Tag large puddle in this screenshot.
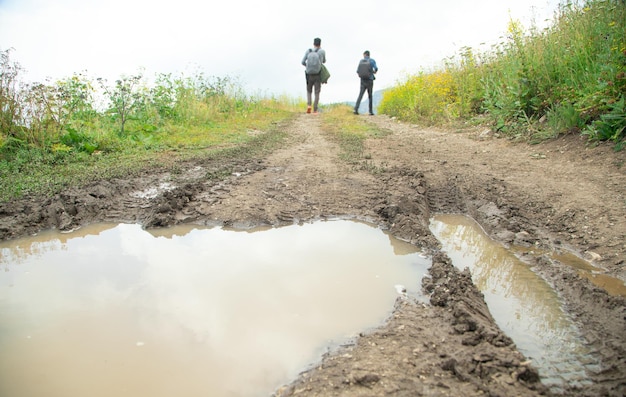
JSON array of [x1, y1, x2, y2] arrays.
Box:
[[430, 214, 599, 391], [0, 220, 429, 397]]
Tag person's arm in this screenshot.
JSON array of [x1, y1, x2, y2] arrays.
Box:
[[321, 49, 326, 64], [371, 59, 378, 73]]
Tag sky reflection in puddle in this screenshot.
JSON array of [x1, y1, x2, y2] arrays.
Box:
[[0, 220, 429, 397], [430, 214, 596, 390]]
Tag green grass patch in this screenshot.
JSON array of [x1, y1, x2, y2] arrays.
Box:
[[0, 103, 296, 203], [379, 0, 625, 146], [320, 105, 389, 166]]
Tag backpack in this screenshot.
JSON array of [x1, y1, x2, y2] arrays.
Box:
[[320, 63, 330, 84], [357, 58, 371, 79], [306, 48, 322, 74]]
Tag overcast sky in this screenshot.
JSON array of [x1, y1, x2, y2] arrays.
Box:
[[0, 0, 561, 104]]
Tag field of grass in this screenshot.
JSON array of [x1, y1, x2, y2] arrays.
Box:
[[0, 64, 300, 202], [379, 0, 625, 146]]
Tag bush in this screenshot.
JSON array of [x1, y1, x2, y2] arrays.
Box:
[[379, 0, 626, 144]]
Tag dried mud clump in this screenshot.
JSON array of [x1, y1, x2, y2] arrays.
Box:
[[423, 253, 545, 393], [423, 253, 515, 348]]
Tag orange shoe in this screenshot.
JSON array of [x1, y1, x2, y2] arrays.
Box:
[[306, 106, 312, 114]]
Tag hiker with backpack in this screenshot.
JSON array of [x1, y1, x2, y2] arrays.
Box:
[[301, 37, 326, 114], [353, 50, 378, 115]]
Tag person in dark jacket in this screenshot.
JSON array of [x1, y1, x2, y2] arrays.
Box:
[[353, 50, 378, 115]]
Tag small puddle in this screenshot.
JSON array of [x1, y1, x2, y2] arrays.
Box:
[[550, 252, 626, 297], [0, 220, 429, 397], [430, 214, 597, 391]]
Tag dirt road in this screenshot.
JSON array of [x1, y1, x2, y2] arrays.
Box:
[[1, 113, 624, 396]]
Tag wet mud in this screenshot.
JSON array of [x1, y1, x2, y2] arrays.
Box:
[[1, 114, 625, 396]]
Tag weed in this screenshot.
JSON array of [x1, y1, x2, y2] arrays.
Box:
[[379, 0, 626, 145], [0, 61, 298, 202], [319, 105, 388, 170]]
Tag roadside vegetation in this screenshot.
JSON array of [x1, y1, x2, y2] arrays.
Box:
[[0, 54, 299, 202], [2, 0, 623, 203], [379, 0, 626, 147]]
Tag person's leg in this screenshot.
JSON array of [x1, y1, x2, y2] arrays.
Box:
[[354, 79, 367, 114], [313, 75, 321, 112], [306, 74, 313, 113], [367, 80, 374, 114]]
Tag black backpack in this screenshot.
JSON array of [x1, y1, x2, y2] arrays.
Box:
[[357, 58, 371, 79]]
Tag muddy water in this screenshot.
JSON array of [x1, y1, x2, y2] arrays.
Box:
[[0, 220, 429, 397], [551, 251, 626, 297], [430, 214, 597, 391]]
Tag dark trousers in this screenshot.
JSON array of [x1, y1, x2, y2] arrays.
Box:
[[306, 73, 321, 111], [355, 78, 374, 114]]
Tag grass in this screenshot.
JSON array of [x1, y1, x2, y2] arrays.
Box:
[[0, 61, 304, 203], [0, 96, 297, 203], [319, 105, 389, 168], [379, 0, 626, 145]]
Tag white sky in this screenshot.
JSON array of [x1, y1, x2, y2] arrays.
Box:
[[0, 0, 561, 104]]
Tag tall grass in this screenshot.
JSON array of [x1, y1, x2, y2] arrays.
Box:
[[0, 57, 299, 201], [379, 0, 626, 145]]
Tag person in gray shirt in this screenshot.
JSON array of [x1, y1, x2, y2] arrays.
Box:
[[301, 37, 326, 113]]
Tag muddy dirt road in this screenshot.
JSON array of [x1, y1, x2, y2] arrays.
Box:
[[1, 113, 625, 396]]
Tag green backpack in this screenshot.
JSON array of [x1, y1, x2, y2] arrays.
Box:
[[320, 63, 330, 84]]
